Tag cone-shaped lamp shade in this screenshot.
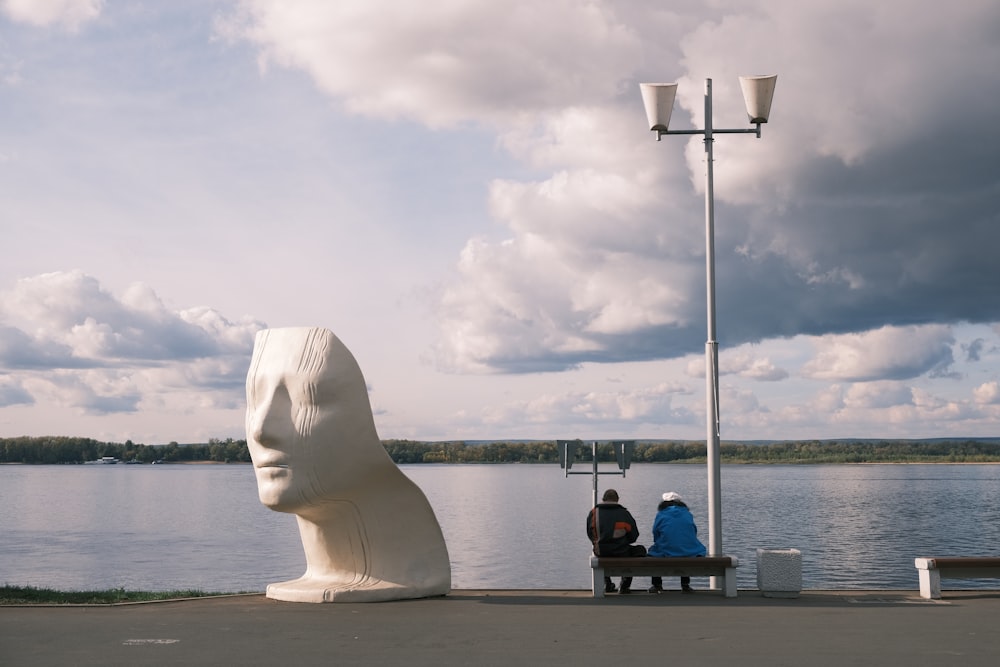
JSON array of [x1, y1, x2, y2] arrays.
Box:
[[739, 75, 777, 124], [640, 83, 678, 131]]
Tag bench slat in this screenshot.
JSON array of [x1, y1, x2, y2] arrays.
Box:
[[921, 557, 1000, 570], [600, 565, 730, 577], [595, 556, 735, 568]]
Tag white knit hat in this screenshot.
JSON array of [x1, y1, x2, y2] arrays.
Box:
[[662, 491, 683, 503]]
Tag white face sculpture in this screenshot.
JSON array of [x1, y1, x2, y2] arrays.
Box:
[[244, 328, 452, 603], [245, 328, 374, 512]]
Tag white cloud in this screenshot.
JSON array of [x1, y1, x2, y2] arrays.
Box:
[[0, 271, 265, 417], [973, 382, 1000, 405], [21, 369, 140, 416], [219, 0, 641, 128], [674, 0, 1000, 196], [880, 389, 969, 430], [722, 351, 789, 381], [722, 384, 762, 414], [481, 381, 692, 427], [1, 0, 103, 31], [1, 271, 262, 365], [842, 382, 913, 410], [435, 106, 706, 373], [801, 326, 955, 382]]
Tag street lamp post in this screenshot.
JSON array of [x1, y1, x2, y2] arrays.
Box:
[[639, 76, 777, 569]]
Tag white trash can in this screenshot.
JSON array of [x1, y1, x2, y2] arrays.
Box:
[[756, 548, 802, 598]]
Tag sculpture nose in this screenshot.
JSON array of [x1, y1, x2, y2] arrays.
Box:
[[249, 383, 294, 446]]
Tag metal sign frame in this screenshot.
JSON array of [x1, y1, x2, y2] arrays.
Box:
[[558, 439, 635, 508]]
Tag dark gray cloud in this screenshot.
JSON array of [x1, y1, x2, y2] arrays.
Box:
[[719, 115, 1000, 349], [965, 339, 985, 363], [0, 326, 94, 370], [422, 3, 1000, 377], [435, 29, 1000, 373], [0, 376, 33, 407], [76, 392, 141, 415]]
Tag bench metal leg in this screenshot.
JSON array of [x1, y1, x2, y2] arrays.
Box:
[[592, 566, 604, 599], [723, 568, 738, 598], [918, 568, 941, 599]]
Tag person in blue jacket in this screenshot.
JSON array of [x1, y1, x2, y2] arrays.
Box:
[[648, 491, 706, 593]]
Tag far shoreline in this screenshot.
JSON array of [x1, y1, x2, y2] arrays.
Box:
[[4, 460, 1000, 466], [5, 435, 1000, 465]]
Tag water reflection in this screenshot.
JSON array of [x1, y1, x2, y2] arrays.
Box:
[[0, 465, 303, 592], [1, 463, 998, 591], [409, 464, 1000, 591]]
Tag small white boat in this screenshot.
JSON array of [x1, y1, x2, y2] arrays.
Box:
[[84, 456, 120, 465]]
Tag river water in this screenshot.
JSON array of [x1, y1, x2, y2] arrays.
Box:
[[2, 463, 998, 592]]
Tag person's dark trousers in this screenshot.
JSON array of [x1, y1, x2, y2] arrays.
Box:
[[601, 545, 646, 593], [604, 574, 633, 593], [650, 575, 692, 591], [618, 545, 646, 592]]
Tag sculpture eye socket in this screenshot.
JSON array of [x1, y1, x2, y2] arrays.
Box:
[[306, 373, 342, 408], [286, 376, 341, 436], [277, 371, 324, 407]]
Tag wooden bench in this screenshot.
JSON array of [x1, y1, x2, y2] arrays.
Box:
[[914, 557, 1000, 599], [590, 555, 739, 598]]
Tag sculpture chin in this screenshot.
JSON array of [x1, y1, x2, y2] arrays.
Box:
[[254, 467, 303, 512]]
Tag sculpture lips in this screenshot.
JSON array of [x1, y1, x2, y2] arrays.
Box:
[[256, 462, 290, 481], [252, 448, 290, 469]]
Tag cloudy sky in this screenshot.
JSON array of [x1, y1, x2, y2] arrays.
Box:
[[2, 0, 999, 445]]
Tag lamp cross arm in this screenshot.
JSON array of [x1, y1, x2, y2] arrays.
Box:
[[655, 123, 763, 140], [712, 125, 763, 135]]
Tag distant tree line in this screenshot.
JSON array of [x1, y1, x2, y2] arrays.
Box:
[[0, 436, 250, 464], [718, 439, 1000, 464], [4, 436, 1000, 465], [385, 438, 1000, 464]]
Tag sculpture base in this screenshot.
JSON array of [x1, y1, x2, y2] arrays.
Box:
[[266, 576, 451, 603]]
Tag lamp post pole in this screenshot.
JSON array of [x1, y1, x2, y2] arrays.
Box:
[[702, 78, 722, 563], [640, 75, 777, 570]]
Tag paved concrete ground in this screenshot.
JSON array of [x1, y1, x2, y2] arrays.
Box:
[[3, 589, 999, 667]]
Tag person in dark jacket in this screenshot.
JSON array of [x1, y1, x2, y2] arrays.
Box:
[[647, 491, 706, 593], [586, 489, 646, 593]]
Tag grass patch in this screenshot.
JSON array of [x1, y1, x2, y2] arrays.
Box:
[[0, 585, 246, 605]]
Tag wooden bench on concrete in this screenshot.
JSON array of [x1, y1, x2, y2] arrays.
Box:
[[914, 557, 1000, 599], [590, 555, 739, 598]]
